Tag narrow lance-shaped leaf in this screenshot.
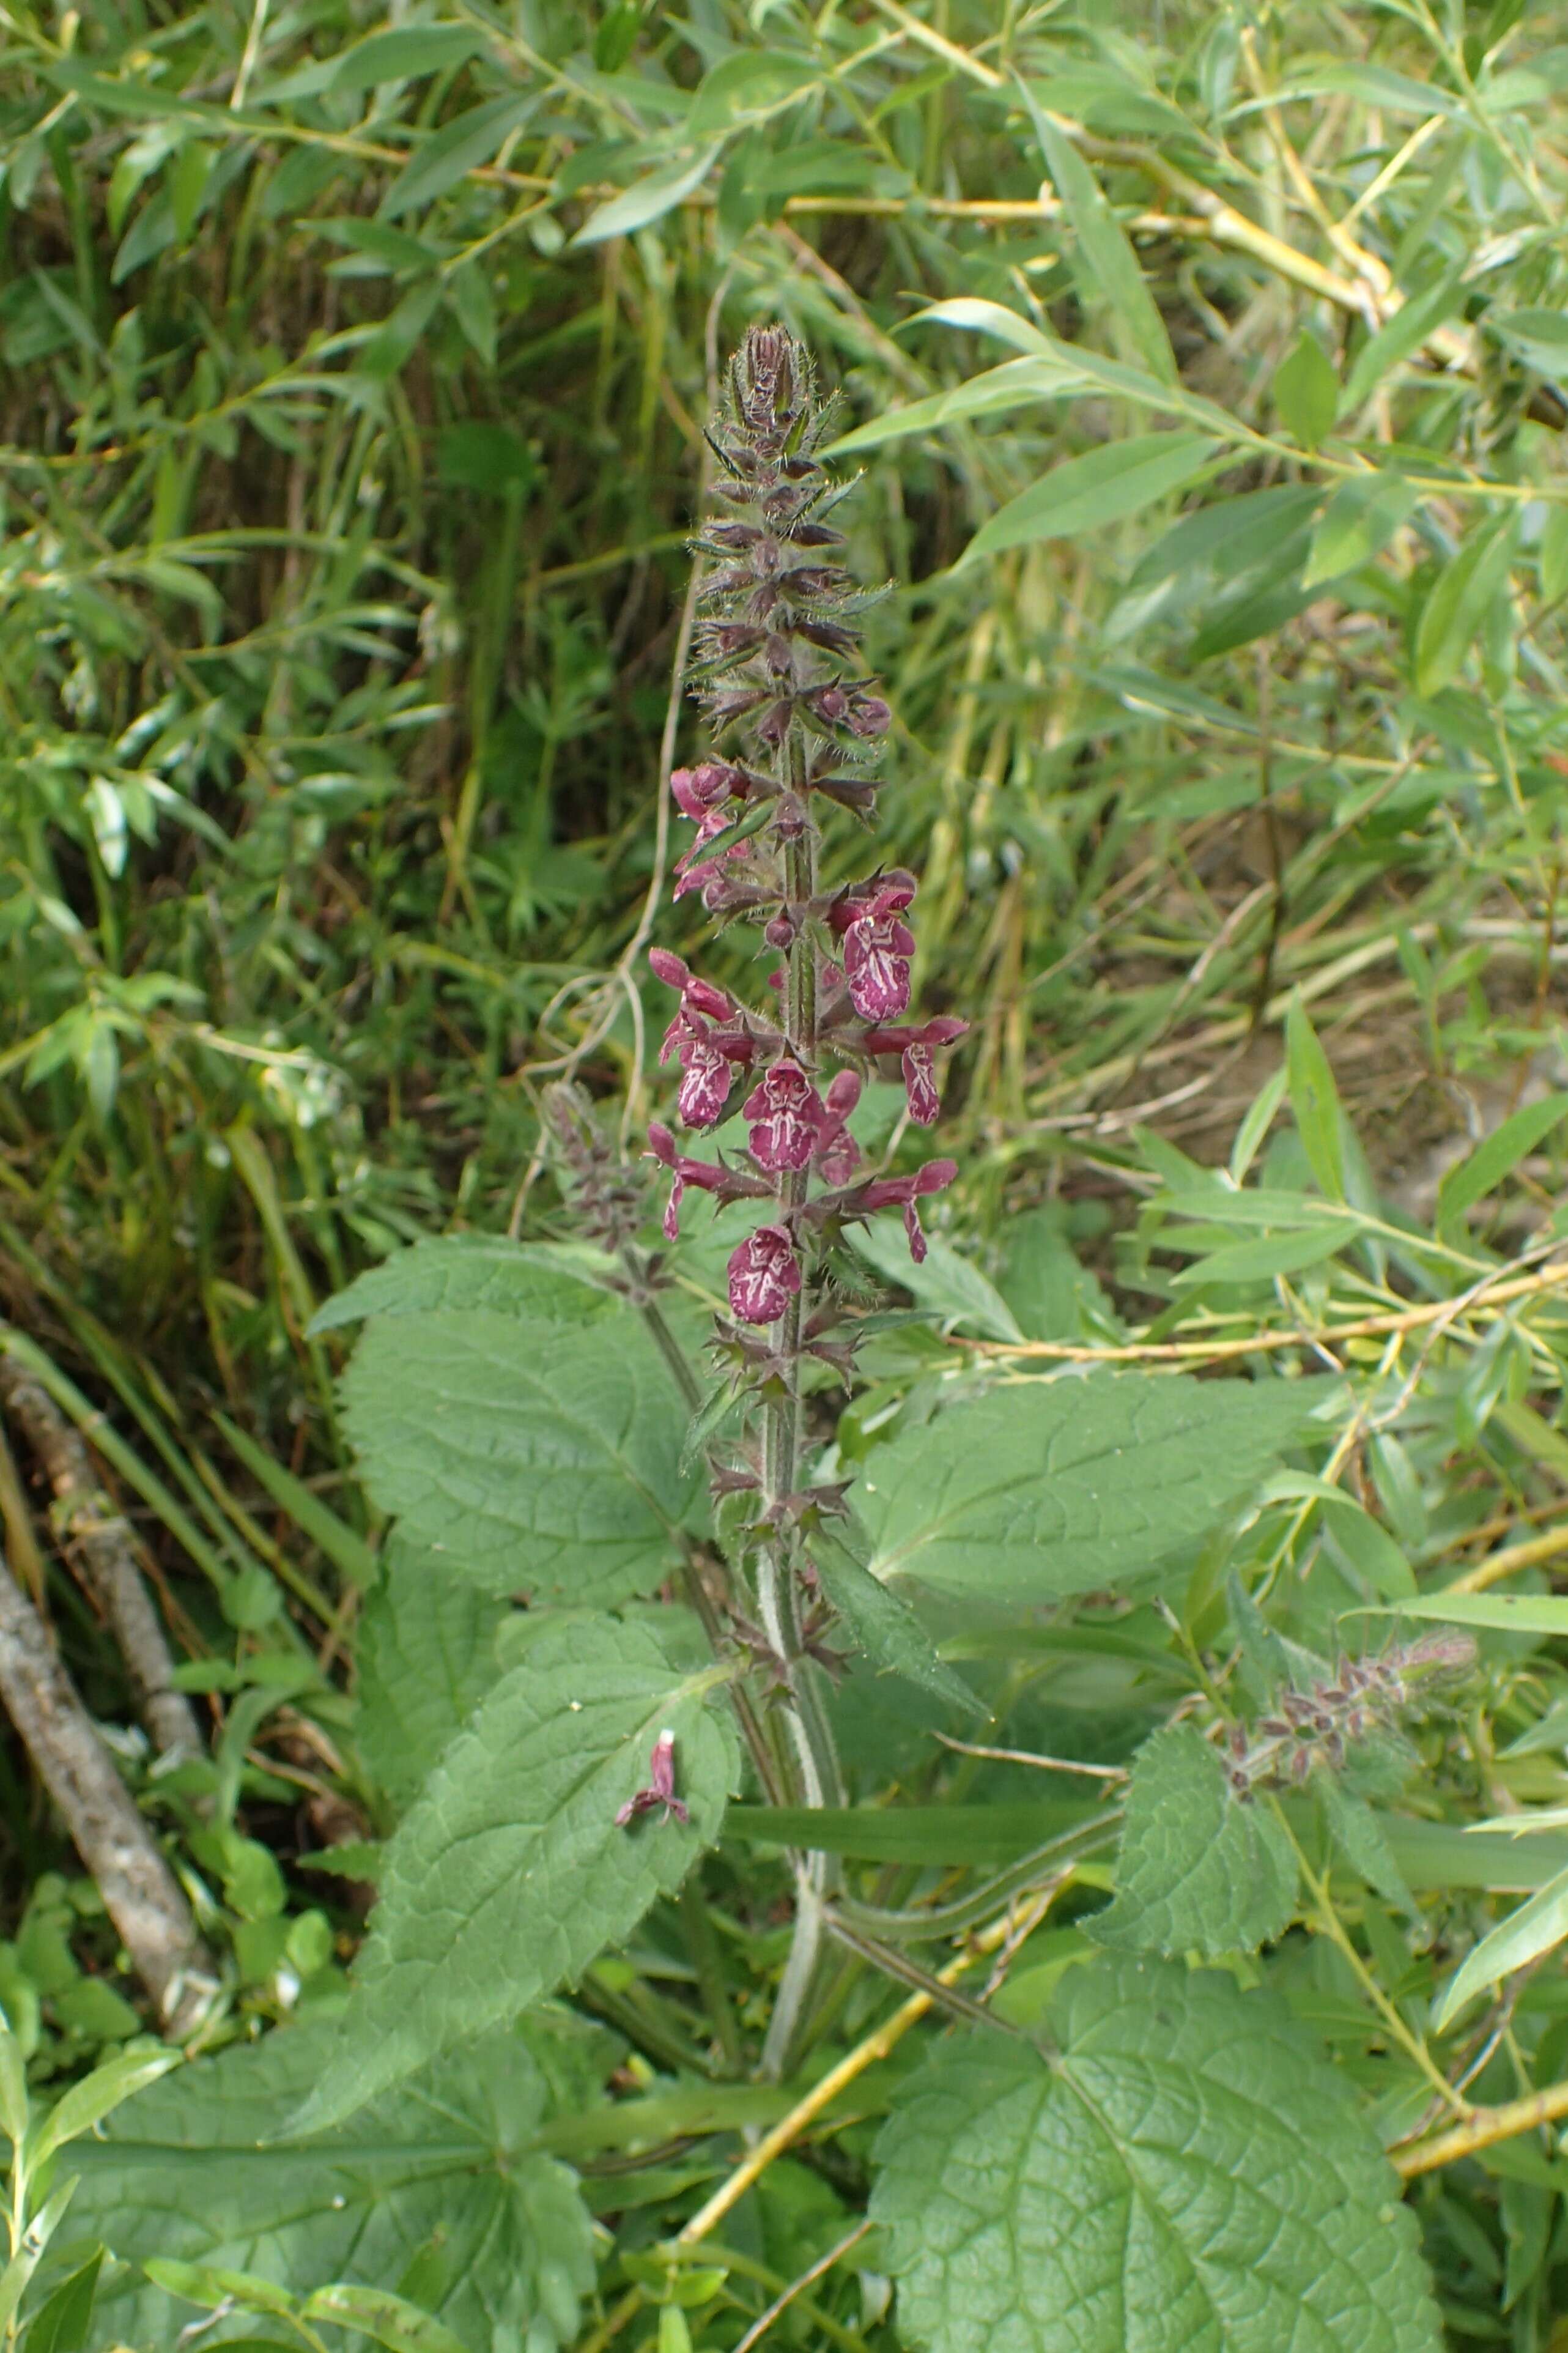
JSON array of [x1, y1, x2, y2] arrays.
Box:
[[961, 433, 1220, 566], [1025, 97, 1178, 387], [1284, 994, 1346, 1201], [1437, 1094, 1568, 1238], [812, 1529, 986, 1720], [297, 1614, 738, 2130], [1434, 1862, 1568, 2031], [1414, 514, 1517, 698]]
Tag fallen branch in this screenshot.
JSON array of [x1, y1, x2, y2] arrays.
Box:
[[0, 1358, 202, 1759], [0, 1560, 214, 2035]]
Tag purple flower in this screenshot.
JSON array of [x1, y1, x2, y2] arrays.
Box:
[[671, 763, 746, 900], [676, 1034, 734, 1130], [650, 951, 764, 1128], [863, 1017, 967, 1127], [616, 1730, 689, 1828], [728, 1223, 802, 1324], [646, 1123, 769, 1239], [842, 881, 916, 1021], [813, 1069, 862, 1185], [846, 1158, 956, 1264], [742, 1059, 826, 1173]]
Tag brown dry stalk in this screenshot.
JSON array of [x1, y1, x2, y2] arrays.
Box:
[[1394, 2077, 1568, 2179], [0, 1561, 213, 2034], [0, 1358, 202, 1757], [958, 1259, 1568, 1369]]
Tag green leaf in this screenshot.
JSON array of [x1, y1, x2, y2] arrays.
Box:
[[851, 1215, 1023, 1340], [1414, 514, 1517, 697], [1027, 101, 1178, 385], [909, 297, 1055, 356], [298, 1615, 737, 2129], [871, 1954, 1443, 2353], [826, 355, 1092, 457], [1304, 470, 1418, 587], [143, 2258, 296, 2316], [858, 1371, 1334, 1603], [0, 2182, 76, 2340], [998, 1208, 1119, 1343], [915, 305, 1251, 442], [20, 2247, 101, 2353], [215, 1413, 376, 1584], [1435, 1862, 1568, 2031], [1167, 1224, 1352, 1288], [329, 26, 486, 91], [1090, 1723, 1296, 1957], [573, 147, 722, 246], [1540, 505, 1568, 603], [309, 1237, 614, 1334], [0, 2020, 28, 2143], [436, 421, 538, 497], [1284, 995, 1346, 1201], [339, 1291, 698, 1601], [447, 258, 496, 368], [1377, 1591, 1568, 1637], [686, 51, 821, 139], [1437, 1095, 1568, 1236], [1273, 330, 1339, 447], [301, 2283, 470, 2353], [1322, 1782, 1418, 1919], [963, 434, 1219, 565], [812, 1532, 986, 1719], [1342, 272, 1466, 411], [357, 1536, 508, 1805], [380, 94, 535, 219], [28, 2049, 180, 2168], [68, 2014, 593, 2351], [1494, 307, 1568, 377]]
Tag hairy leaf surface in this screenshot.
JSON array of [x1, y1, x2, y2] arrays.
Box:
[[300, 1614, 737, 2129], [357, 1536, 508, 1804], [1090, 1722, 1296, 1957], [871, 1954, 1441, 2353], [70, 2015, 593, 2352], [340, 1300, 698, 1599], [859, 1372, 1333, 1601], [310, 1236, 615, 1334]]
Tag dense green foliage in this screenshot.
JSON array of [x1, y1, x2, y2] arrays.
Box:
[[6, 0, 1568, 2347]]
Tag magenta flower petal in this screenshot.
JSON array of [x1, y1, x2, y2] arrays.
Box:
[[844, 913, 914, 1021], [902, 1042, 941, 1126], [728, 1223, 802, 1324], [742, 1059, 826, 1173], [677, 1037, 734, 1130]]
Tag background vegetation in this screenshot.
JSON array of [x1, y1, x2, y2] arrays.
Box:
[[5, 0, 1568, 2344]]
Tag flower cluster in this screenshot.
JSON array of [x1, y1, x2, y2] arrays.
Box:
[[1224, 1633, 1475, 1799], [646, 325, 964, 1346]]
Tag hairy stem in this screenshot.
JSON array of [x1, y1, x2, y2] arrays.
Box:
[[759, 815, 845, 2080]]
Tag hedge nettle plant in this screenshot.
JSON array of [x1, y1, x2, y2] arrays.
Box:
[[246, 324, 1452, 2353], [643, 324, 964, 2064]]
